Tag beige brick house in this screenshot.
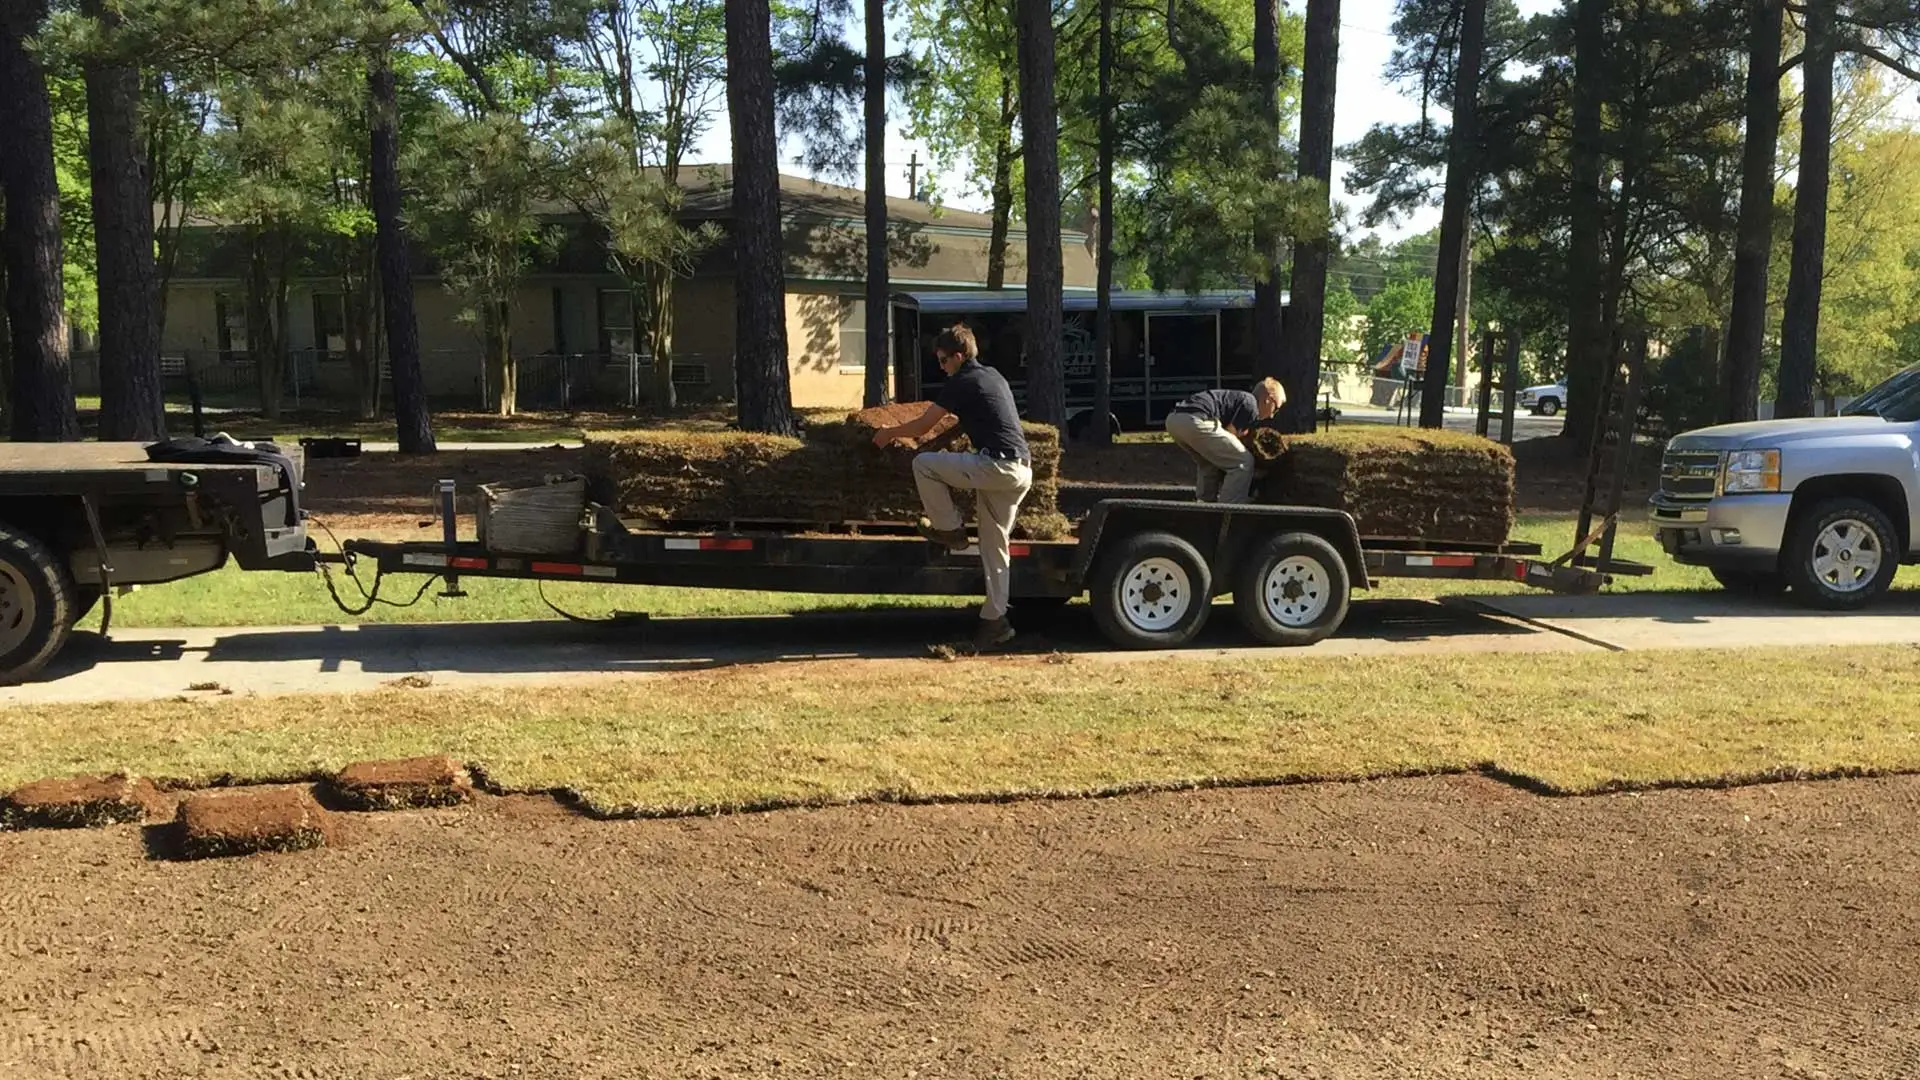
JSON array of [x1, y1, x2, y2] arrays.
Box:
[[147, 166, 1095, 412]]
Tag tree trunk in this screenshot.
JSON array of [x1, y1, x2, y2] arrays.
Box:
[[1563, 0, 1608, 448], [1088, 0, 1115, 447], [1016, 0, 1065, 430], [1279, 0, 1340, 432], [0, 0, 79, 442], [344, 236, 379, 420], [645, 268, 677, 410], [246, 228, 283, 421], [1777, 0, 1832, 421], [1420, 0, 1486, 428], [82, 0, 165, 442], [727, 0, 797, 435], [1252, 0, 1286, 386], [863, 0, 889, 408], [489, 299, 516, 418], [1721, 0, 1782, 424], [986, 105, 1014, 291], [369, 53, 435, 453]]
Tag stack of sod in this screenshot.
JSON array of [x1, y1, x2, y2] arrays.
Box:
[[581, 404, 1069, 539], [1252, 427, 1516, 545]]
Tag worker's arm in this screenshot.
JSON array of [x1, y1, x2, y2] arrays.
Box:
[[872, 404, 952, 447]]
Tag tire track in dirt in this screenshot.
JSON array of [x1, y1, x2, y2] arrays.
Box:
[[0, 1016, 217, 1078]]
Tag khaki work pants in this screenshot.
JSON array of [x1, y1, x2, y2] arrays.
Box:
[[1165, 411, 1255, 503], [912, 451, 1033, 622]]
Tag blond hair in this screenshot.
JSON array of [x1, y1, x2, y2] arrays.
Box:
[[1255, 377, 1286, 407]]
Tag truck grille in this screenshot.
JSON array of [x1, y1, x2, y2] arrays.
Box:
[[1659, 449, 1720, 499]]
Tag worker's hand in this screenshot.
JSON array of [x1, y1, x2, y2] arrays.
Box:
[[872, 427, 899, 448]]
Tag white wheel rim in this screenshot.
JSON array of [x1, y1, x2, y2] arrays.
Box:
[[1119, 557, 1193, 632], [0, 563, 33, 656], [1264, 555, 1331, 627], [1811, 518, 1884, 593]]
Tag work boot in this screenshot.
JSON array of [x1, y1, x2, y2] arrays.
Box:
[[917, 518, 969, 551], [972, 616, 1016, 652]]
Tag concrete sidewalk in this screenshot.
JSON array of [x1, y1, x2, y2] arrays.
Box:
[[5, 599, 1582, 705], [13, 592, 1916, 706], [1467, 591, 1920, 651]]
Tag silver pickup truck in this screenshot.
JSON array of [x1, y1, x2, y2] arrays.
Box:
[[1651, 364, 1920, 608]]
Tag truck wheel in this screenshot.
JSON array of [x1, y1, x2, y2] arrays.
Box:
[[1233, 532, 1352, 646], [70, 586, 102, 626], [1538, 398, 1560, 417], [1782, 498, 1899, 610], [0, 525, 78, 686], [1710, 567, 1787, 598], [1092, 531, 1213, 649]]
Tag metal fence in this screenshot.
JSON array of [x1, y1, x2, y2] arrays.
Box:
[[70, 349, 730, 415]]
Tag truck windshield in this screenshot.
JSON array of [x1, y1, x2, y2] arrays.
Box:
[[1841, 364, 1920, 421]]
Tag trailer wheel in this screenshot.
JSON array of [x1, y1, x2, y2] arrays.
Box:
[[1092, 531, 1213, 649], [0, 524, 77, 686], [1233, 532, 1351, 646]]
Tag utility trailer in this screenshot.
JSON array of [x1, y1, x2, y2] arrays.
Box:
[[336, 483, 1651, 651], [1, 442, 1652, 684], [0, 443, 314, 684]]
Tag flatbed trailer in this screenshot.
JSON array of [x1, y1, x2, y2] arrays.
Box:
[[338, 491, 1652, 651], [1, 446, 1651, 684]]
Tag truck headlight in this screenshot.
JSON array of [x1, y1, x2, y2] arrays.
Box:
[[1721, 449, 1781, 493]]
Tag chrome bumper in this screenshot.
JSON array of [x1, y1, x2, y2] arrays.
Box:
[[1649, 492, 1793, 565]]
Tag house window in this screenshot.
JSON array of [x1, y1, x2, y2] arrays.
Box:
[[214, 293, 249, 361], [838, 298, 867, 371], [599, 289, 637, 357], [313, 293, 348, 359]]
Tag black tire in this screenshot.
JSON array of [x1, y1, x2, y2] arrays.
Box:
[[1538, 397, 1561, 417], [1091, 530, 1213, 649], [1782, 497, 1900, 610], [0, 524, 78, 686], [70, 585, 102, 626], [1233, 532, 1353, 646], [1067, 410, 1123, 441], [1710, 567, 1788, 598]]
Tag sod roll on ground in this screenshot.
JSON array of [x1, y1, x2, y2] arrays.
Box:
[[1251, 427, 1516, 545], [584, 405, 1068, 539]]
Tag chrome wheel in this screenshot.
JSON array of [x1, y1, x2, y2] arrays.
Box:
[[1119, 557, 1193, 633], [1263, 555, 1331, 628], [1810, 518, 1883, 593]]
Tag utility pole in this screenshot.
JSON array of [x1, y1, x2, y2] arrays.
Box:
[[906, 151, 921, 201]]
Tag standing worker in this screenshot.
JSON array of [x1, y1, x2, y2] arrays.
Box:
[[1164, 378, 1284, 503], [870, 324, 1032, 651]]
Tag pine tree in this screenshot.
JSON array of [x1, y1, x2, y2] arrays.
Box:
[[0, 0, 80, 441], [728, 0, 798, 435]]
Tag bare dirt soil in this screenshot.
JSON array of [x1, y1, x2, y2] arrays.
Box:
[[4, 774, 1916, 1079]]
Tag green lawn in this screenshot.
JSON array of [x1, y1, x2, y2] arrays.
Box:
[[82, 511, 1901, 631], [5, 647, 1918, 813]]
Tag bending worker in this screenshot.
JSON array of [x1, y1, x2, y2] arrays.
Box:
[[870, 324, 1031, 651], [1164, 378, 1284, 504]]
